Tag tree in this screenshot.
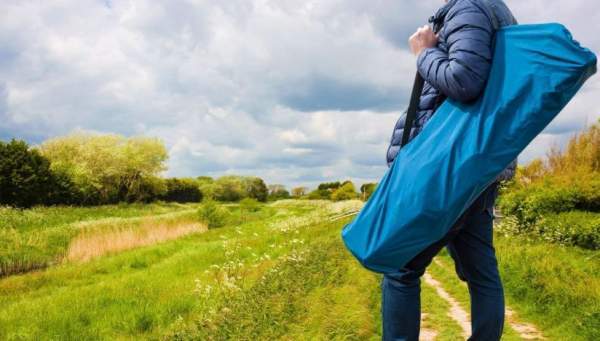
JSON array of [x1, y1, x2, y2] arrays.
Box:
[[268, 184, 285, 194], [244, 177, 268, 202], [0, 139, 53, 207], [213, 176, 245, 202], [360, 183, 377, 201], [268, 184, 290, 201], [0, 139, 79, 207], [197, 176, 215, 200], [331, 181, 358, 201], [291, 186, 308, 198], [318, 181, 341, 191], [40, 132, 168, 204], [161, 178, 203, 203], [308, 189, 331, 200]]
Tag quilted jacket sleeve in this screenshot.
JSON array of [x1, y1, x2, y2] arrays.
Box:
[[417, 0, 495, 102]]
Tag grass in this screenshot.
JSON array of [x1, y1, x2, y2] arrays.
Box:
[[497, 210, 600, 250], [430, 229, 600, 340], [0, 202, 193, 231], [0, 199, 597, 340], [66, 219, 206, 262], [0, 200, 364, 340], [493, 231, 600, 340], [0, 203, 202, 276], [429, 254, 526, 340]]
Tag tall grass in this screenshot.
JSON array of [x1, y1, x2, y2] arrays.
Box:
[[0, 200, 361, 339], [493, 231, 600, 340], [0, 203, 200, 276], [0, 202, 193, 231], [67, 220, 206, 262]]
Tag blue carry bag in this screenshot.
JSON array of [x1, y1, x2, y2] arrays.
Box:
[[341, 23, 597, 274]]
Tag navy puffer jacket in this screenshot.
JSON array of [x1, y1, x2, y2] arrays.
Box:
[[386, 0, 518, 182]]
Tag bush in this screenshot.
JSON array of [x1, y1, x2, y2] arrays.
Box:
[[498, 178, 599, 229], [197, 200, 229, 229], [535, 211, 600, 249], [308, 189, 331, 200], [239, 198, 261, 212], [161, 178, 203, 203]]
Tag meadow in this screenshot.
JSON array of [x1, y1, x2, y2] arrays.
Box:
[[1, 199, 597, 340], [0, 202, 202, 277]]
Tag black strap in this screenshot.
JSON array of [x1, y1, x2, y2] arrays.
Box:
[[401, 73, 425, 147]]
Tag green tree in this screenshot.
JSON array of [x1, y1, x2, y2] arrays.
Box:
[[196, 176, 215, 200], [268, 184, 290, 201], [161, 178, 203, 203], [0, 139, 54, 207], [213, 176, 245, 202], [331, 181, 358, 201], [244, 177, 268, 202], [40, 132, 168, 204], [308, 189, 331, 200], [360, 183, 377, 201], [291, 186, 308, 198], [318, 181, 341, 191]]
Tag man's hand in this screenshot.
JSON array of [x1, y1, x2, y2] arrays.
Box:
[[409, 25, 438, 56]]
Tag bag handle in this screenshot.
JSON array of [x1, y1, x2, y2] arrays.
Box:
[[401, 73, 425, 147]]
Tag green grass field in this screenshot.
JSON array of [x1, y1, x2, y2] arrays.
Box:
[[0, 200, 598, 340]]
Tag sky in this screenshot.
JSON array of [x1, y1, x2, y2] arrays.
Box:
[[1, 0, 598, 189]]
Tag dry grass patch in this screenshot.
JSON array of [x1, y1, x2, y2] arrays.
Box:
[[66, 220, 206, 262]]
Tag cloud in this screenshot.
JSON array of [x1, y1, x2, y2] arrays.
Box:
[[0, 0, 598, 189], [280, 74, 405, 112]]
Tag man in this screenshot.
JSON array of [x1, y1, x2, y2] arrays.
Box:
[[383, 0, 517, 340]]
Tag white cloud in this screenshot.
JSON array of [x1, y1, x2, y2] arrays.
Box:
[[0, 0, 598, 189]]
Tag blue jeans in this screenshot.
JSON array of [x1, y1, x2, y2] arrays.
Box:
[[381, 182, 504, 341]]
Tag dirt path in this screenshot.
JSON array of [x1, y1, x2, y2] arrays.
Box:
[[423, 272, 471, 338], [505, 307, 546, 340], [425, 259, 545, 340]]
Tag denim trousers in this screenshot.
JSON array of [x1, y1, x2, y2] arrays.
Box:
[[381, 182, 504, 341]]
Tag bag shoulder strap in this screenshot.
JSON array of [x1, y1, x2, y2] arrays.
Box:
[[401, 74, 424, 147]]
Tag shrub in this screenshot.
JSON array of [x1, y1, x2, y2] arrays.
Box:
[[238, 198, 261, 222], [308, 189, 331, 200], [239, 198, 261, 213], [498, 178, 599, 230], [197, 199, 229, 229], [535, 211, 600, 249]]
